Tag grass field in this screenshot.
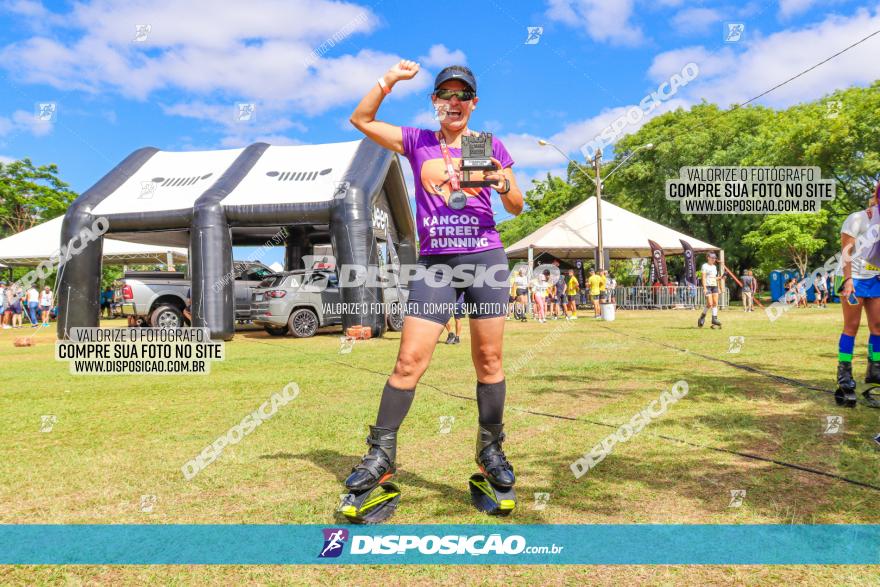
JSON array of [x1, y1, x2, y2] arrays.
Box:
[[1, 305, 879, 585]]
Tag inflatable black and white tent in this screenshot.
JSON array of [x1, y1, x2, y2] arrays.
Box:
[[57, 139, 416, 340]]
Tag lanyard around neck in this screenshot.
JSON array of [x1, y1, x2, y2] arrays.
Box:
[[437, 132, 462, 192]]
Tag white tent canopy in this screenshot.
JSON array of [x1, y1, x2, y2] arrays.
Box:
[[0, 216, 187, 266], [505, 197, 718, 259]]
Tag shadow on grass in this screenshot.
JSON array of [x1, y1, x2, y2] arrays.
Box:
[[262, 449, 461, 497]]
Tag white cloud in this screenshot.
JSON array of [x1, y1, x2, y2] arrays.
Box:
[[651, 6, 880, 108], [0, 0, 432, 131], [0, 109, 55, 138], [161, 101, 307, 147], [647, 46, 736, 82], [410, 108, 439, 128], [0, 155, 16, 164], [510, 5, 880, 177], [500, 97, 688, 168], [779, 0, 818, 19], [419, 44, 467, 68], [671, 8, 722, 35], [546, 0, 643, 46], [517, 167, 568, 191]]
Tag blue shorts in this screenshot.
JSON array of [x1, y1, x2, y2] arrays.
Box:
[[405, 248, 510, 326], [706, 286, 719, 294], [854, 277, 880, 298]]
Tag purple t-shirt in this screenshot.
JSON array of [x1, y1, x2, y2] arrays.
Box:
[[401, 126, 514, 256]]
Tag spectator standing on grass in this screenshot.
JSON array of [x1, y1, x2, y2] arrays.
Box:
[[554, 264, 570, 320], [39, 286, 53, 327], [0, 281, 6, 329], [528, 273, 541, 320], [607, 273, 617, 304], [784, 279, 796, 307], [514, 268, 529, 321], [9, 284, 23, 328], [100, 286, 113, 318], [533, 271, 548, 323], [25, 285, 40, 327], [814, 272, 828, 308], [444, 291, 464, 344], [506, 273, 516, 320], [741, 270, 755, 312], [2, 284, 12, 329], [566, 269, 580, 319], [588, 269, 602, 318], [183, 287, 192, 324], [797, 280, 808, 308]]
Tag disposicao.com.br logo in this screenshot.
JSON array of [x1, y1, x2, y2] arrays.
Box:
[[318, 528, 563, 557]]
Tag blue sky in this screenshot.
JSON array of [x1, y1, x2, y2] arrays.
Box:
[[2, 0, 879, 266]]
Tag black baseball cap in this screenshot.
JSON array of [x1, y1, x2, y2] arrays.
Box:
[[434, 65, 477, 93]]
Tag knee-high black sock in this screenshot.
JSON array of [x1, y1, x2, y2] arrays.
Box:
[[476, 380, 506, 425], [374, 381, 415, 430]]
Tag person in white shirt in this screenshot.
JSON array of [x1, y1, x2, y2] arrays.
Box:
[[25, 285, 40, 327], [698, 253, 722, 329], [837, 183, 880, 407], [533, 271, 549, 323], [39, 286, 54, 327]]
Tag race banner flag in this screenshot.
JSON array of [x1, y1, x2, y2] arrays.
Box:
[[648, 240, 669, 285], [680, 239, 697, 287]]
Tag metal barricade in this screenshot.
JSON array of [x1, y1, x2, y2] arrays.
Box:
[[610, 286, 729, 310]]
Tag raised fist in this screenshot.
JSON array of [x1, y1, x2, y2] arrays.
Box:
[[386, 59, 420, 82]]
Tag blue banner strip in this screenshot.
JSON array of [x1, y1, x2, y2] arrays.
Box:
[[1, 525, 879, 565]]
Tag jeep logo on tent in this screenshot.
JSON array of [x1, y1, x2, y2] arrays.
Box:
[[265, 168, 333, 182], [149, 173, 214, 188]]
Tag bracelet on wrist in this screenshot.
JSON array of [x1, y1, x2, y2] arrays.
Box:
[[377, 76, 391, 95]]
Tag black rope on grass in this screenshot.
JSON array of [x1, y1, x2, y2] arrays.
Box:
[[329, 359, 880, 493], [598, 324, 833, 395]]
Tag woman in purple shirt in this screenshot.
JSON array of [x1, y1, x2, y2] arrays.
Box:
[[345, 59, 524, 518]]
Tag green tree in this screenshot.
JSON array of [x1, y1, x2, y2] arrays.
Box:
[[742, 211, 828, 276], [499, 83, 880, 275], [611, 102, 776, 270], [498, 172, 580, 245], [0, 158, 77, 237]]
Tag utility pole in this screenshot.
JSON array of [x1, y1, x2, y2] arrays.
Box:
[[594, 149, 604, 271], [536, 140, 652, 273]]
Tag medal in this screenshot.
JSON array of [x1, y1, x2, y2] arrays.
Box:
[[438, 132, 468, 210], [448, 190, 467, 210]]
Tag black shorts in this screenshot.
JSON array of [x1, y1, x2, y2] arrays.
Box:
[[453, 300, 466, 319], [405, 248, 510, 326], [515, 288, 527, 296]]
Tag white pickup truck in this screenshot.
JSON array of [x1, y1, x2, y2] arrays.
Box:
[[119, 261, 276, 328]]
